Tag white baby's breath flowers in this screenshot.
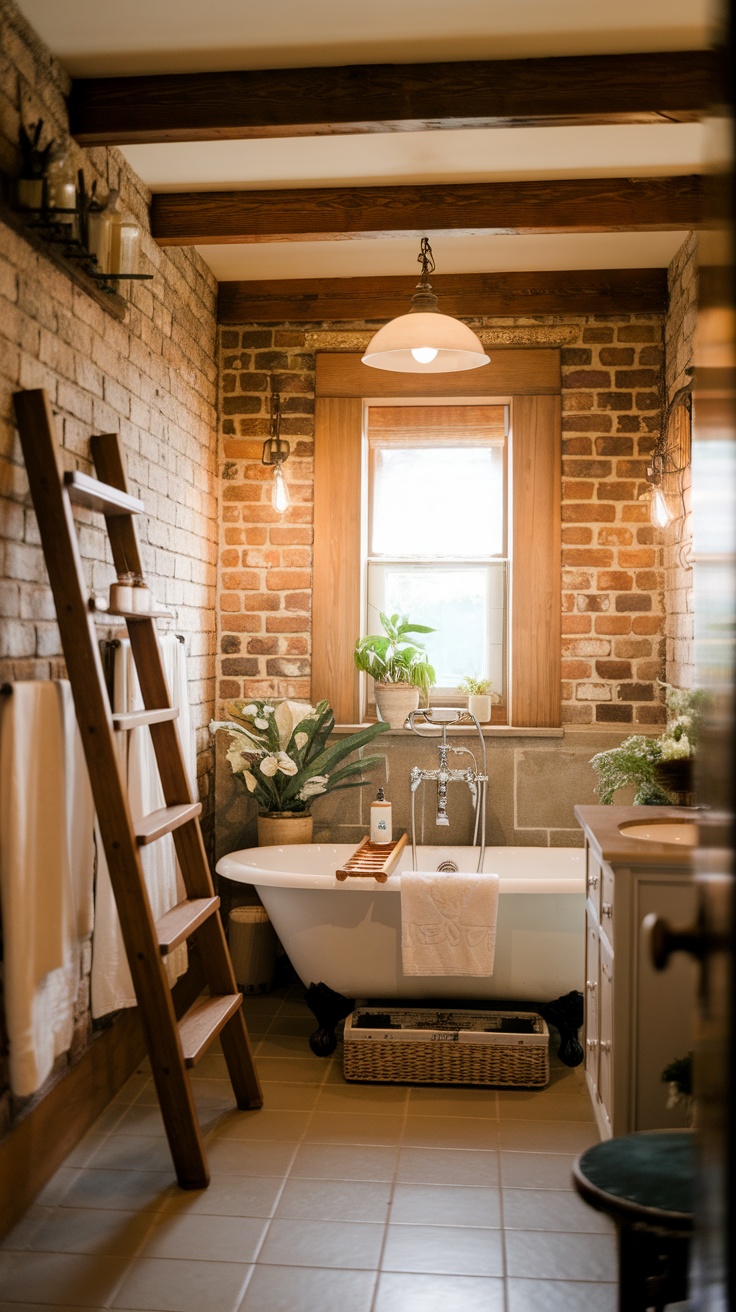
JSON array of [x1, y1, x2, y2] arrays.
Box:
[[254, 717, 269, 729], [241, 704, 258, 716], [660, 733, 691, 760]]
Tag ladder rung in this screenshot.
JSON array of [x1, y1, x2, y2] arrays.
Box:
[[113, 707, 179, 731], [179, 993, 243, 1068], [134, 802, 202, 845], [64, 470, 144, 516], [156, 896, 220, 955]]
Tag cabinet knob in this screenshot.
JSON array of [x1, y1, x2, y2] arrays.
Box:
[[586, 979, 597, 991], [586, 1038, 598, 1049], [643, 911, 707, 969], [600, 1039, 611, 1053], [587, 874, 599, 890], [601, 902, 612, 918]]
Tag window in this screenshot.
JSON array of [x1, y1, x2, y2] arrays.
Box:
[[311, 352, 561, 727], [365, 404, 508, 711]]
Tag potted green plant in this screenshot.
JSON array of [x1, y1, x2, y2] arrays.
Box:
[[590, 683, 706, 805], [211, 697, 389, 845], [458, 674, 497, 724], [353, 612, 436, 729]]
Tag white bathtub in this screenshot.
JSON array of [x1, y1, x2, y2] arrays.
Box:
[[217, 844, 585, 1003]]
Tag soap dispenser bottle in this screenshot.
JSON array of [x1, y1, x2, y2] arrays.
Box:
[[370, 788, 392, 845]]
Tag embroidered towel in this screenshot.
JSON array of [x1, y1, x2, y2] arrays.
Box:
[[400, 871, 499, 976]]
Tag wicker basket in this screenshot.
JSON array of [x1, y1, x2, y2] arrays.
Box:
[[343, 1007, 549, 1088]]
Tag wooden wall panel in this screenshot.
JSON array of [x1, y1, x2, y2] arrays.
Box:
[[312, 398, 363, 723], [316, 350, 560, 397], [511, 395, 562, 727]]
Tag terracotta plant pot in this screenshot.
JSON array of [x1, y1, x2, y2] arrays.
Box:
[[257, 811, 313, 846], [374, 682, 420, 729]]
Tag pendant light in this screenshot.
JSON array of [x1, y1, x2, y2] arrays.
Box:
[[362, 238, 490, 374]]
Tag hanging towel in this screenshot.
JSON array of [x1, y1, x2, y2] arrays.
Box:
[[91, 634, 192, 1017], [0, 682, 85, 1096], [57, 680, 96, 939], [400, 871, 499, 976]]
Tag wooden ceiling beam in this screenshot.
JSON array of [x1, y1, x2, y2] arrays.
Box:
[[69, 51, 714, 146], [218, 268, 668, 322], [152, 176, 703, 246]]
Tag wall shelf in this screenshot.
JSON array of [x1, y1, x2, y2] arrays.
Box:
[[0, 193, 151, 322]]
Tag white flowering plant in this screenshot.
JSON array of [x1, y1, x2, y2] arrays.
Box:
[[210, 698, 389, 814], [590, 682, 707, 805]]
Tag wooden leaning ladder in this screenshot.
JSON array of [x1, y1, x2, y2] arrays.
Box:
[[13, 389, 263, 1189]]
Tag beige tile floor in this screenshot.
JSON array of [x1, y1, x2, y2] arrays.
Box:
[[0, 985, 619, 1312]]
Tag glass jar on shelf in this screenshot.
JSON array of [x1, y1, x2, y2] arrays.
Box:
[[44, 142, 78, 234]]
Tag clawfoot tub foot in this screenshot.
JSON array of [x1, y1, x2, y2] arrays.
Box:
[[304, 982, 355, 1056], [540, 990, 585, 1067]]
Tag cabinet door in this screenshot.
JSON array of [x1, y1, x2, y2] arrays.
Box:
[[598, 934, 614, 1135], [635, 876, 698, 1130], [586, 847, 602, 918], [584, 913, 600, 1096]]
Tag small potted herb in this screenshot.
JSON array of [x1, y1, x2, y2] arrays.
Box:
[[458, 674, 496, 724], [354, 612, 436, 729]]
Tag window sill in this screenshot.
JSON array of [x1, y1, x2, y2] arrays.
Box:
[[333, 723, 565, 738]]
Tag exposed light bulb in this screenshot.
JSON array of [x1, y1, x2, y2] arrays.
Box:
[[651, 485, 673, 529], [410, 346, 439, 364], [271, 465, 290, 514]]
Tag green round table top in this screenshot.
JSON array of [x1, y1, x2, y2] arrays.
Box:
[[575, 1131, 694, 1222]]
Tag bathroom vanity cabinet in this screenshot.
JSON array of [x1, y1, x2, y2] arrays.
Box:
[[574, 806, 698, 1141]]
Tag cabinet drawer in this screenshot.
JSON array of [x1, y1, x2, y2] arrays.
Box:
[[600, 862, 614, 939]]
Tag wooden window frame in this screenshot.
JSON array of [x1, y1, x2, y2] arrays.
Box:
[[312, 350, 561, 727]]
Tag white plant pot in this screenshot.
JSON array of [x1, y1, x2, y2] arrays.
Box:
[[374, 682, 420, 729], [467, 694, 492, 723]]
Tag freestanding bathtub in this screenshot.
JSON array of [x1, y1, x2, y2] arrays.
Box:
[[217, 844, 585, 1002]]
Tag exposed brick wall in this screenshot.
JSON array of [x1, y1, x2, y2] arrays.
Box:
[[663, 233, 696, 689], [216, 314, 667, 725], [0, 1, 218, 1127]]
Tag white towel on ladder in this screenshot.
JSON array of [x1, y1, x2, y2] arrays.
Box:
[[400, 871, 499, 977], [0, 681, 94, 1097], [91, 634, 193, 1017]]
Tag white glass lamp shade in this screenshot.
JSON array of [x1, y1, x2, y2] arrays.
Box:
[[362, 311, 490, 373]]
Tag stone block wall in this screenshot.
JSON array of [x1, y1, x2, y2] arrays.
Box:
[[217, 315, 668, 726], [0, 1, 218, 1127]]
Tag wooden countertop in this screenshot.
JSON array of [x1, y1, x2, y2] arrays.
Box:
[[574, 804, 697, 867]]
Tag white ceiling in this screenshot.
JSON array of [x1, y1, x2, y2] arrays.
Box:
[[14, 1, 712, 74], [15, 0, 710, 284]]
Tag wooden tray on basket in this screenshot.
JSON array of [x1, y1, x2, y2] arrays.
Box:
[[336, 832, 408, 883]]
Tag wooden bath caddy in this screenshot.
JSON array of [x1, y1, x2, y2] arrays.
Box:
[[336, 832, 408, 883]]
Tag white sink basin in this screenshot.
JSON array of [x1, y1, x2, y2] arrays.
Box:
[[619, 821, 698, 847]]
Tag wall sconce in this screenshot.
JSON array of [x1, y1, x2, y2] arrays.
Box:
[[361, 237, 490, 374], [639, 454, 674, 529], [262, 386, 290, 514]]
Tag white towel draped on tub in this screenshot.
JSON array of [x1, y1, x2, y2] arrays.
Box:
[[0, 681, 95, 1097], [400, 871, 499, 976], [91, 634, 193, 1018]]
